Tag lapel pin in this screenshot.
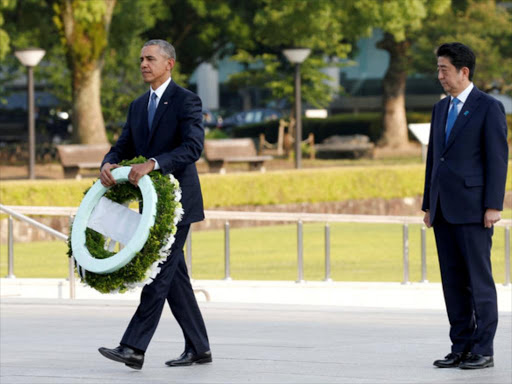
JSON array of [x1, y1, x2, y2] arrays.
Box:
[[464, 111, 469, 116], [164, 101, 168, 105]]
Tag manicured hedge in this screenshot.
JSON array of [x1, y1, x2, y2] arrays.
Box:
[[0, 179, 93, 207], [2, 164, 510, 209], [232, 112, 433, 143], [200, 165, 428, 208]]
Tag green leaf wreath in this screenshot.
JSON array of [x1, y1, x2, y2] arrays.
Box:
[[67, 156, 182, 293]]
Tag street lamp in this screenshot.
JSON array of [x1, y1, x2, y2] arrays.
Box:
[[15, 47, 46, 179], [283, 48, 310, 169]]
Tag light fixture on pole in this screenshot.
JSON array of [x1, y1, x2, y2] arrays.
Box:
[[15, 47, 46, 179], [283, 48, 311, 169]]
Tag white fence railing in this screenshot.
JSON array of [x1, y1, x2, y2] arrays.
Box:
[[1, 204, 510, 299]]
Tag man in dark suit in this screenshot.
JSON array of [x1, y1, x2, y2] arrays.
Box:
[[97, 39, 211, 370], [422, 42, 508, 370]]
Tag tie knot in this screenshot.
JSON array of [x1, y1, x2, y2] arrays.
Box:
[[151, 93, 157, 101], [452, 98, 460, 106]]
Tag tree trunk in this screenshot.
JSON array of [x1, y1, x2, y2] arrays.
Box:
[[72, 67, 107, 143], [58, 0, 116, 144], [378, 33, 410, 148]]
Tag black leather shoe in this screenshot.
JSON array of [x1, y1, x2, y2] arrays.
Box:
[[98, 345, 144, 370], [165, 350, 212, 367], [433, 352, 465, 368], [459, 354, 494, 369]]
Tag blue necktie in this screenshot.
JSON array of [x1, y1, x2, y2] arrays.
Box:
[[445, 98, 460, 144], [148, 92, 157, 131]]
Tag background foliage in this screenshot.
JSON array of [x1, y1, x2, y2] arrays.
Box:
[[1, 0, 511, 146]]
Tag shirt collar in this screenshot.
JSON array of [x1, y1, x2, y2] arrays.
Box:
[[452, 82, 473, 104], [149, 77, 171, 100]]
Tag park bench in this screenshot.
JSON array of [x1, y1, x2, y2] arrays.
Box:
[[204, 138, 272, 173], [314, 134, 374, 159], [56, 144, 111, 179]]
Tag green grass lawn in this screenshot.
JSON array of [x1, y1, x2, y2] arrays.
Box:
[[1, 222, 510, 283]]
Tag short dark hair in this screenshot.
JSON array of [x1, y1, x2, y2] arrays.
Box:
[[436, 42, 476, 81], [143, 39, 176, 60]]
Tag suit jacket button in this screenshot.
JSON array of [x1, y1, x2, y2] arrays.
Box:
[[440, 157, 445, 161]]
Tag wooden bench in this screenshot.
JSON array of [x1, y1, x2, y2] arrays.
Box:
[[56, 144, 111, 179], [204, 138, 272, 173], [314, 135, 374, 159]]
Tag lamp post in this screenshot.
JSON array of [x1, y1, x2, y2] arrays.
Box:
[[15, 48, 46, 179], [283, 48, 310, 169]]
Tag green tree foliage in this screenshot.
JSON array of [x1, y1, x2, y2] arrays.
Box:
[[0, 0, 16, 60], [0, 0, 67, 107], [2, 0, 259, 142], [4, 0, 509, 148], [227, 0, 360, 110], [351, 0, 451, 148], [413, 0, 512, 94], [351, 0, 511, 147]]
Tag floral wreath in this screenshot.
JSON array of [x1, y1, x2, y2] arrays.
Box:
[[67, 156, 183, 294]]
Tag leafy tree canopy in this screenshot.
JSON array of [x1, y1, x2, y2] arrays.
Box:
[[413, 0, 512, 94], [227, 0, 363, 110]]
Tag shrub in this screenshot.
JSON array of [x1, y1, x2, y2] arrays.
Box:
[[3, 164, 510, 209], [199, 165, 428, 207]]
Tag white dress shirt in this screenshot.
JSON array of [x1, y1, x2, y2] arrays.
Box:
[[449, 82, 474, 115]]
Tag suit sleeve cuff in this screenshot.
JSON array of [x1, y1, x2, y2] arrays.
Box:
[[150, 158, 160, 170]]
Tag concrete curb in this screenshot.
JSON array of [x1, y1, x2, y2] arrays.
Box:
[[1, 278, 510, 311]]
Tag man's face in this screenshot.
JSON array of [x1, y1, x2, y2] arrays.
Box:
[[437, 56, 469, 97], [140, 45, 175, 88]]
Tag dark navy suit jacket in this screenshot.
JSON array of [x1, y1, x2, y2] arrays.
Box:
[[102, 80, 205, 225], [422, 86, 508, 225]]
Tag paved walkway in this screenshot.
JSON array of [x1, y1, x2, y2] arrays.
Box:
[[1, 298, 511, 384]]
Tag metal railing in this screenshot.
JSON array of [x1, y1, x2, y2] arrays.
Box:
[[0, 204, 76, 298], [2, 204, 511, 291], [198, 210, 510, 286]]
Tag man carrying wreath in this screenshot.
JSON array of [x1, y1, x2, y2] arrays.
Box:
[[98, 39, 211, 370]]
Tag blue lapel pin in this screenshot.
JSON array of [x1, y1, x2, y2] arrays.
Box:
[[464, 110, 469, 116]]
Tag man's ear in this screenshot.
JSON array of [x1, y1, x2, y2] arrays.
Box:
[[461, 66, 470, 80], [168, 58, 175, 72]]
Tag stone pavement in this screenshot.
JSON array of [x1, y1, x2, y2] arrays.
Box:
[[1, 297, 511, 384]]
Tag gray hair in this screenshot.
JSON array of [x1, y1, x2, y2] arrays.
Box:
[[143, 39, 176, 60]]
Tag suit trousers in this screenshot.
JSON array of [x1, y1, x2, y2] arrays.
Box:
[[121, 225, 210, 354], [433, 204, 497, 356]]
